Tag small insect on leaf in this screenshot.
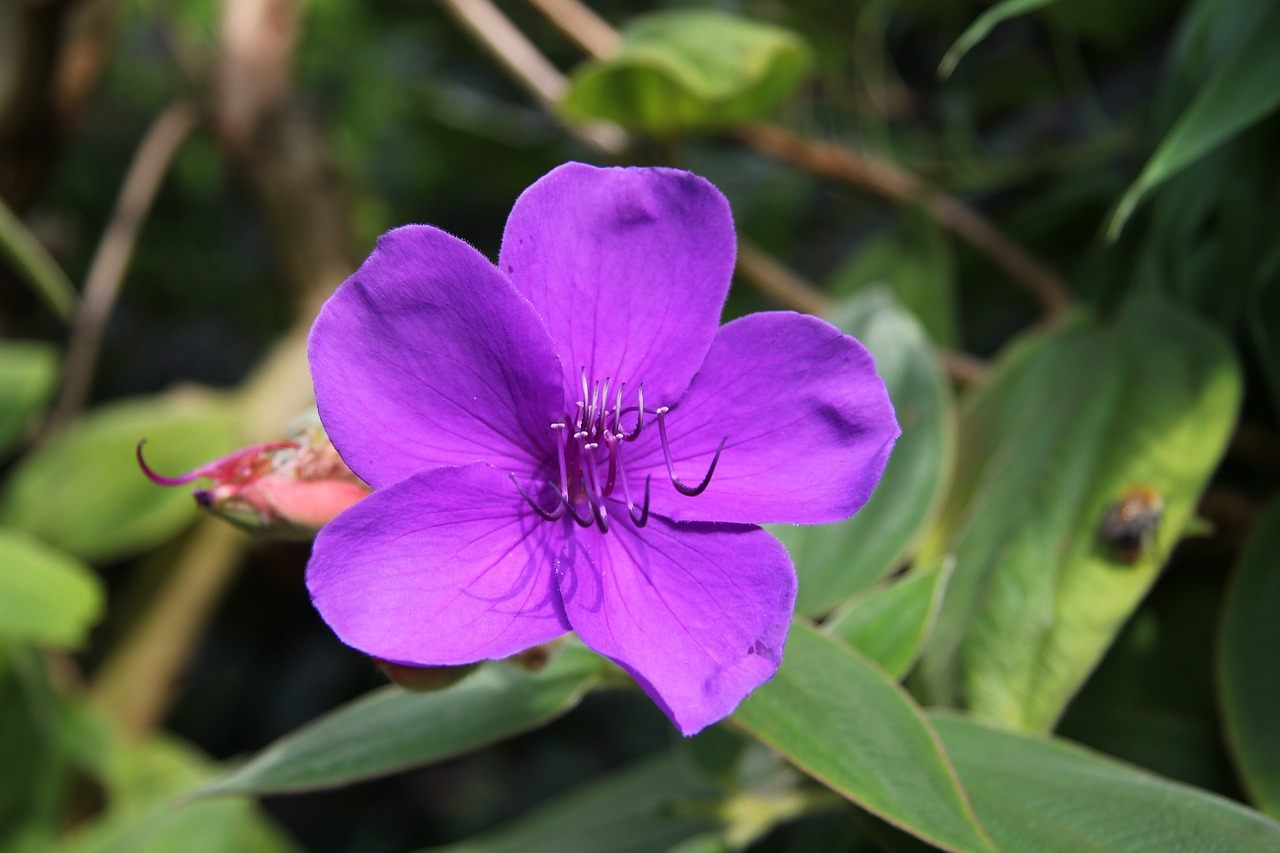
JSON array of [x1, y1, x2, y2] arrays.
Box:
[[1099, 486, 1164, 564]]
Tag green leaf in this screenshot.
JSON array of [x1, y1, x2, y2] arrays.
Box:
[[430, 752, 717, 853], [916, 294, 1241, 731], [0, 341, 59, 458], [0, 199, 77, 323], [1220, 496, 1280, 818], [932, 714, 1280, 851], [827, 212, 958, 346], [0, 648, 73, 848], [50, 734, 296, 853], [1249, 256, 1280, 418], [734, 622, 994, 853], [823, 558, 952, 680], [0, 393, 240, 562], [560, 10, 811, 135], [0, 529, 103, 648], [939, 0, 1062, 78], [198, 642, 610, 797], [1108, 2, 1280, 238], [775, 289, 954, 615]]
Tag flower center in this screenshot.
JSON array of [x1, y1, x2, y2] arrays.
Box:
[[512, 371, 725, 533]]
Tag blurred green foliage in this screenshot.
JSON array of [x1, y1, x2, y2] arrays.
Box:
[[1, 0, 1278, 850]]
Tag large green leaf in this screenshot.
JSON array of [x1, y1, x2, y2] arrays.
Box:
[[932, 714, 1280, 851], [823, 558, 952, 680], [776, 289, 954, 615], [916, 294, 1241, 731], [0, 529, 103, 648], [734, 622, 994, 853], [0, 393, 240, 562], [0, 341, 58, 458], [560, 10, 811, 135], [1108, 2, 1280, 238], [939, 0, 1062, 77], [1220, 497, 1280, 818], [198, 642, 611, 797], [431, 752, 717, 853]]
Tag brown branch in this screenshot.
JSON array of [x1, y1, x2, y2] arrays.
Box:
[[527, 0, 1071, 320], [48, 100, 198, 433], [733, 123, 1072, 320], [444, 0, 625, 155], [737, 241, 987, 385], [88, 520, 247, 738], [89, 0, 355, 739], [526, 0, 620, 58], [736, 241, 833, 315], [444, 0, 569, 107]]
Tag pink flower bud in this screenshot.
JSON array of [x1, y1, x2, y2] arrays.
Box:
[[138, 426, 370, 537]]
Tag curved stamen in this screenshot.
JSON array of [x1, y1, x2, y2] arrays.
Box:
[[615, 449, 651, 528], [550, 422, 569, 496], [601, 432, 619, 496], [655, 407, 726, 497], [616, 384, 645, 442], [136, 440, 202, 485], [559, 491, 596, 528], [511, 473, 565, 521], [630, 475, 652, 527], [580, 442, 610, 533]]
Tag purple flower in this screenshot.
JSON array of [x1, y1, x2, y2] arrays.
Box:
[[306, 163, 899, 735]]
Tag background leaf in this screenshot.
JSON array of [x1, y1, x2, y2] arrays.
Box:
[[939, 0, 1062, 77], [734, 622, 994, 853], [826, 212, 958, 346], [560, 10, 811, 135], [0, 393, 240, 562], [1108, 2, 1280, 237], [823, 558, 952, 680], [198, 642, 611, 798], [431, 752, 717, 853], [51, 734, 295, 853], [776, 289, 954, 615], [0, 341, 59, 458], [916, 294, 1241, 731], [0, 529, 103, 648], [932, 714, 1280, 851], [1219, 496, 1280, 818]]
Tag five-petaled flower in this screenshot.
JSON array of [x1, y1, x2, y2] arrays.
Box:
[[306, 162, 899, 735]]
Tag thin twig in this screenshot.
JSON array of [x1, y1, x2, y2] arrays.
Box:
[[733, 123, 1073, 319], [49, 101, 198, 433], [88, 520, 248, 738], [526, 0, 620, 57], [444, 0, 569, 106], [527, 0, 1072, 320], [737, 240, 987, 385], [444, 0, 626, 155], [736, 241, 833, 316]]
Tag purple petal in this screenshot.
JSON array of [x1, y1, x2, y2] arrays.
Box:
[[557, 517, 795, 735], [628, 311, 899, 525], [309, 225, 565, 489], [307, 463, 571, 665], [499, 163, 735, 408]]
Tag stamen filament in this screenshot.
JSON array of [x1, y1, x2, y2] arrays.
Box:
[[655, 407, 726, 497], [511, 473, 566, 521]]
